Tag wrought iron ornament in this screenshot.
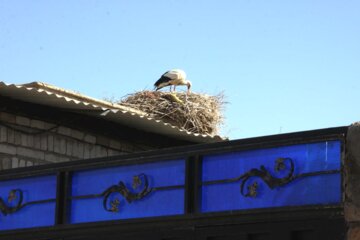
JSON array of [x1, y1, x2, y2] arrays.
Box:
[[202, 157, 340, 198], [0, 189, 23, 216], [102, 173, 152, 212], [240, 157, 295, 197], [0, 189, 56, 216]]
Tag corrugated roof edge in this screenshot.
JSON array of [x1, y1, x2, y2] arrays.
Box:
[[0, 81, 226, 143], [20, 82, 147, 116]]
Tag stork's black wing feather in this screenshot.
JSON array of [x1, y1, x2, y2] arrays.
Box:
[[154, 75, 172, 90]]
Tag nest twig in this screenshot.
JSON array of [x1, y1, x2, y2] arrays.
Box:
[[118, 91, 225, 135]]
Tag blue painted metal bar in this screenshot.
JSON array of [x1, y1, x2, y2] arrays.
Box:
[[69, 159, 186, 223], [200, 140, 341, 212]]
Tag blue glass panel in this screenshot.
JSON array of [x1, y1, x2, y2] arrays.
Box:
[[0, 175, 57, 231], [70, 159, 185, 223], [201, 141, 341, 213]]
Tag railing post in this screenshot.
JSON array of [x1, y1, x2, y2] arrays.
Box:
[[55, 171, 70, 225], [185, 155, 202, 215]]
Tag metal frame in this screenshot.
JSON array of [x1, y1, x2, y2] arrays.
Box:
[[0, 127, 347, 240]]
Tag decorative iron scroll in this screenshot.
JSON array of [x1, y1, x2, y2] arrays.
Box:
[[0, 189, 23, 216], [102, 173, 152, 212], [0, 189, 56, 216], [70, 173, 183, 213], [202, 157, 340, 198]]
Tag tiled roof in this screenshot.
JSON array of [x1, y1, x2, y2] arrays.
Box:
[[0, 82, 225, 143]]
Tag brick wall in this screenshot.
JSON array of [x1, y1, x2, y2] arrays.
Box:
[[0, 111, 155, 170]]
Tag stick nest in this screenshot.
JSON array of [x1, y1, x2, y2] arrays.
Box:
[[119, 91, 225, 135]]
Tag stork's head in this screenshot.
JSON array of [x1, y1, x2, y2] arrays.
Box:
[[186, 80, 192, 94]]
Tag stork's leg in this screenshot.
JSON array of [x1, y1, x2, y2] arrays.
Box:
[[186, 87, 191, 95], [174, 86, 176, 92]]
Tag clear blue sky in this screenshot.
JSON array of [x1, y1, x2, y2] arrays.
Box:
[[1, 1, 359, 140]]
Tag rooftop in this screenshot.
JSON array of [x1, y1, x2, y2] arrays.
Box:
[[0, 81, 225, 143]]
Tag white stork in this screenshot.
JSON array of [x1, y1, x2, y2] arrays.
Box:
[[154, 69, 192, 94]]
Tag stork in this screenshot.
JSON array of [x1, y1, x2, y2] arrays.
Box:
[[154, 69, 192, 94]]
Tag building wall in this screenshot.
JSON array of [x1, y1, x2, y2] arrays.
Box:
[[0, 111, 155, 170], [345, 122, 360, 240]]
